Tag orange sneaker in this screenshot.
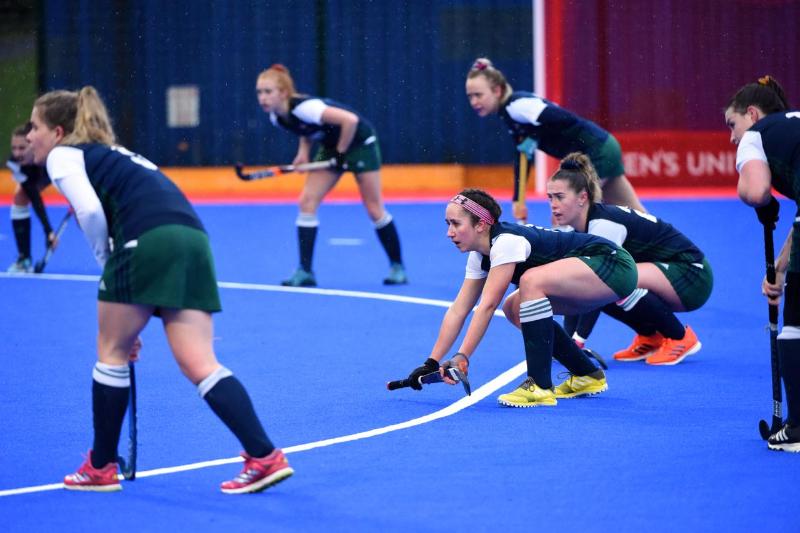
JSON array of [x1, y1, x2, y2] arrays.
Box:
[[613, 332, 664, 361], [646, 325, 701, 365]]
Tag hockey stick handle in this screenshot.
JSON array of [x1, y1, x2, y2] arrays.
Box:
[[387, 378, 411, 390], [34, 209, 73, 273], [764, 224, 778, 325], [759, 221, 782, 440], [120, 361, 138, 480]]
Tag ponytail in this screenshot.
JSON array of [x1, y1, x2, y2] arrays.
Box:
[[550, 152, 602, 205], [727, 75, 790, 115], [35, 86, 116, 146]]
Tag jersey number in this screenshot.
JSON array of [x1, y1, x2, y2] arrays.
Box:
[[111, 146, 158, 171], [617, 205, 657, 223]]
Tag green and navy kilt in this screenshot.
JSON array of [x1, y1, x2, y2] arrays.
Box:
[[573, 244, 639, 300], [98, 224, 221, 313], [654, 257, 713, 311], [315, 138, 382, 173]]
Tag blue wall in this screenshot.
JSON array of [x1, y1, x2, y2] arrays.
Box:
[[40, 0, 533, 166]]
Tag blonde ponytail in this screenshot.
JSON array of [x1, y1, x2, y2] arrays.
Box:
[[62, 86, 116, 145]]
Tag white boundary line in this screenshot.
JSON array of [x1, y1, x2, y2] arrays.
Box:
[[0, 274, 526, 497]]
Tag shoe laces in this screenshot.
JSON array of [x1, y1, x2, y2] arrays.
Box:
[[556, 371, 575, 385], [658, 337, 688, 356], [517, 376, 537, 391]]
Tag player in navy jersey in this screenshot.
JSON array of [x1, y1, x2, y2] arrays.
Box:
[[505, 152, 712, 366], [401, 188, 639, 407], [6, 123, 56, 272], [27, 86, 293, 492], [256, 64, 407, 287], [726, 75, 800, 451], [465, 58, 644, 223]]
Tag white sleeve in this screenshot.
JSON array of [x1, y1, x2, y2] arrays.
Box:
[[736, 131, 768, 173], [293, 99, 328, 125], [465, 251, 487, 279], [587, 218, 627, 246], [46, 146, 110, 267], [506, 96, 547, 126], [489, 234, 530, 267], [5, 160, 27, 183]]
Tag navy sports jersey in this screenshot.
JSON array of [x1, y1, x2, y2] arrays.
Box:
[[585, 204, 704, 264], [48, 144, 204, 246], [270, 96, 376, 150], [6, 158, 50, 186], [499, 91, 609, 156], [473, 221, 619, 285], [736, 110, 800, 201]]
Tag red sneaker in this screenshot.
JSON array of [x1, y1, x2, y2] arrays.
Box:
[[613, 332, 664, 361], [220, 448, 294, 494], [646, 325, 701, 365], [63, 451, 122, 492]]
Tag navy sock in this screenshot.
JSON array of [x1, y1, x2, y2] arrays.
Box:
[[520, 298, 554, 389], [603, 290, 683, 338], [91, 364, 130, 468], [202, 372, 274, 458], [21, 178, 53, 235], [563, 315, 578, 337], [375, 217, 403, 265], [552, 323, 598, 376], [11, 216, 31, 259], [778, 338, 800, 426], [297, 225, 317, 272], [576, 309, 602, 340]]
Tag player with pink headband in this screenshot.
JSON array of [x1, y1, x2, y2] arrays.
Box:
[[401, 188, 639, 407]]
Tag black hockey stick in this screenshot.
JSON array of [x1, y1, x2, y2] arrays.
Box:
[[387, 368, 472, 396], [118, 362, 138, 480], [759, 223, 782, 440], [234, 159, 336, 181], [584, 348, 609, 370], [34, 209, 73, 273]]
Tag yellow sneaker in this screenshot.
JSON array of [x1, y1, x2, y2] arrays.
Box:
[[497, 377, 557, 408], [554, 372, 608, 398]]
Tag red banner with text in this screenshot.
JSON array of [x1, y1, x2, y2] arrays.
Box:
[[616, 131, 737, 188]]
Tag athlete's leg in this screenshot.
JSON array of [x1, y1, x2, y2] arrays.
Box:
[[778, 272, 800, 427], [90, 301, 153, 468], [600, 174, 645, 212], [160, 308, 275, 459], [356, 170, 405, 270], [516, 258, 618, 386], [9, 184, 32, 267], [285, 169, 340, 284]]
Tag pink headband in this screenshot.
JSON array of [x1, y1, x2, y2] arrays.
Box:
[[450, 194, 495, 225]]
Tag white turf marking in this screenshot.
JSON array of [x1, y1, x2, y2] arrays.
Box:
[[0, 273, 525, 497], [328, 237, 364, 246]]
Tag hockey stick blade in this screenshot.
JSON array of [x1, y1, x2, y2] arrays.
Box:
[[584, 348, 608, 370], [759, 419, 771, 440]]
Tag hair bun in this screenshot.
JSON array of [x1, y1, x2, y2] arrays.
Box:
[[270, 63, 288, 73], [561, 159, 581, 171], [471, 58, 491, 71]]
